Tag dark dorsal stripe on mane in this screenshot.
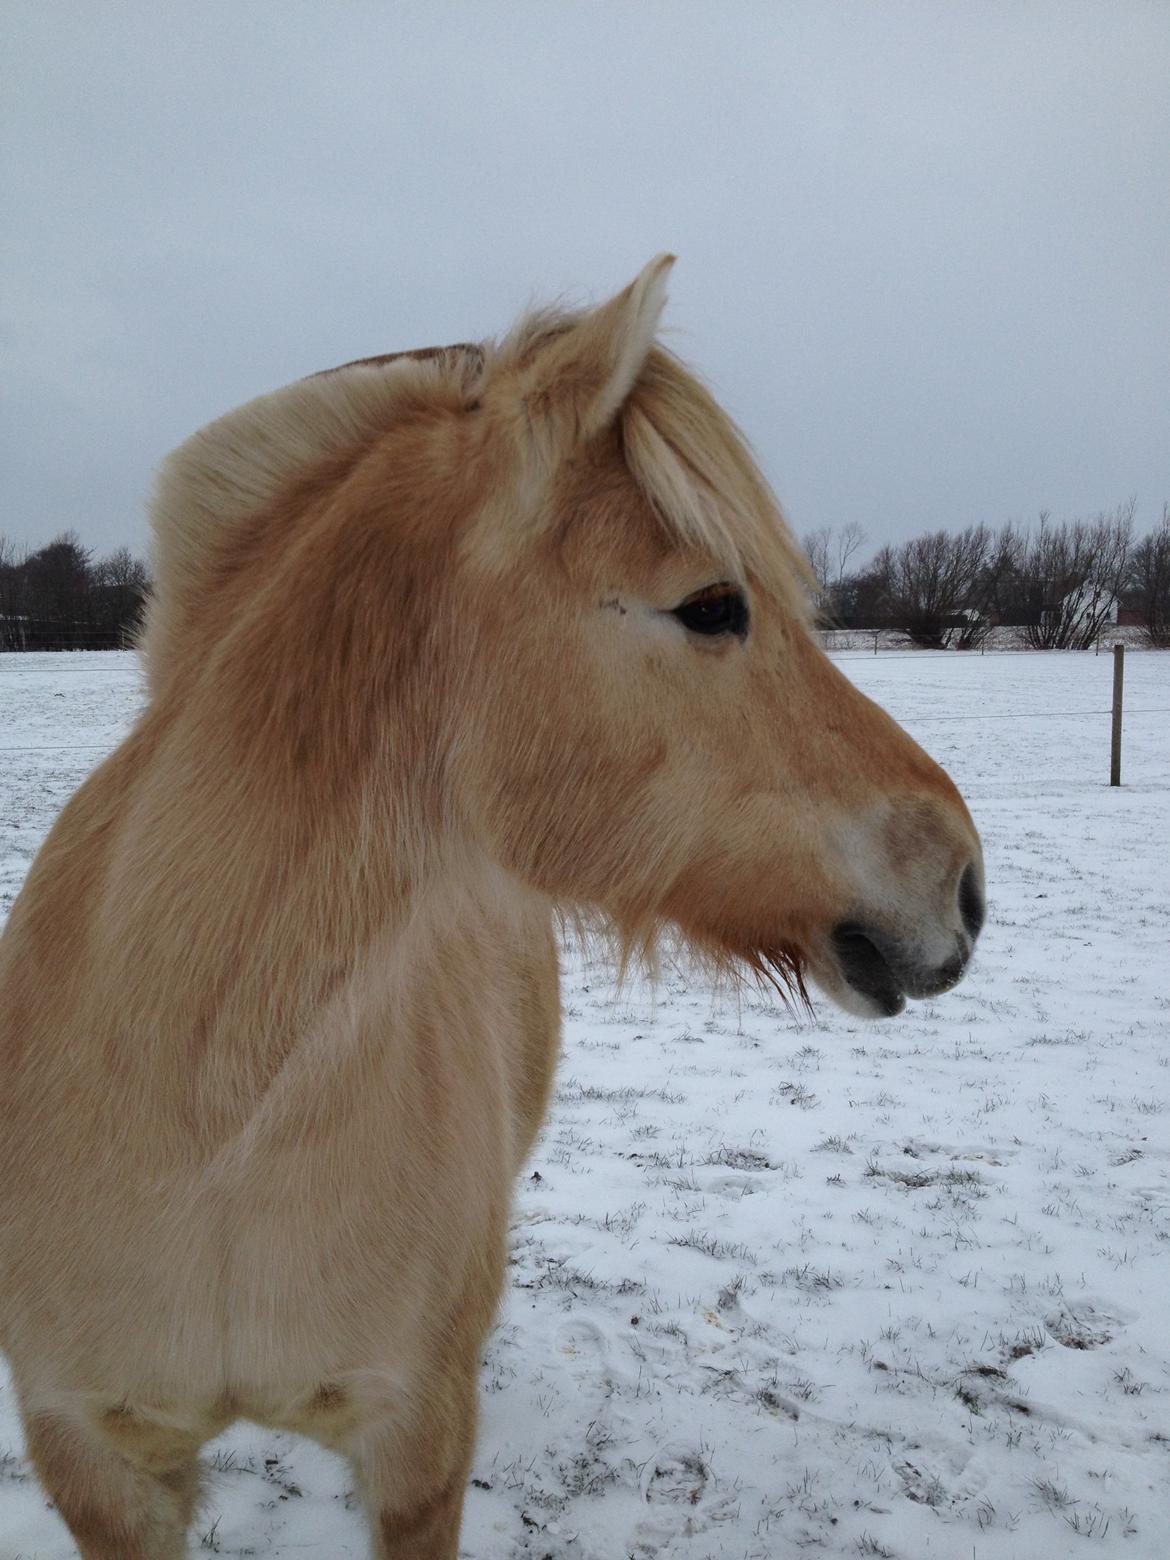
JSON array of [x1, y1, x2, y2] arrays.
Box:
[[310, 342, 486, 379]]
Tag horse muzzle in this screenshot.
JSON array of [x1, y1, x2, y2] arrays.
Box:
[[822, 862, 985, 1018]]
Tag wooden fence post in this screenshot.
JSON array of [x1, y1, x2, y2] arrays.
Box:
[[1110, 643, 1124, 786]]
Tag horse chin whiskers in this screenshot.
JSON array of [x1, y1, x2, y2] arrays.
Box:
[[738, 943, 812, 1014]]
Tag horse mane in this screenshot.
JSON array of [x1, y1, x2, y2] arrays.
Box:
[[139, 344, 489, 687], [141, 305, 811, 690]]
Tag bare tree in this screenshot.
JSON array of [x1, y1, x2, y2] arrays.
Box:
[[0, 535, 29, 645], [800, 522, 868, 624], [801, 526, 832, 599], [973, 524, 1025, 626], [1019, 500, 1135, 649], [0, 535, 25, 604], [21, 531, 94, 627], [0, 532, 150, 650], [870, 525, 992, 647], [1128, 502, 1170, 647], [92, 546, 151, 645]]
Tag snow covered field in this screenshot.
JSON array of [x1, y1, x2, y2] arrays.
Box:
[[1, 648, 1167, 1560]]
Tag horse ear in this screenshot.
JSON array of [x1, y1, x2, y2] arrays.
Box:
[[516, 253, 675, 460]]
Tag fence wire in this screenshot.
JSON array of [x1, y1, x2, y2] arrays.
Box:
[[2, 707, 1169, 756]]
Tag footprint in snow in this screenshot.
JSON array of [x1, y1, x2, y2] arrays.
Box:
[[1044, 1299, 1131, 1350], [703, 1171, 766, 1198], [639, 1446, 709, 1504], [555, 1317, 612, 1380]]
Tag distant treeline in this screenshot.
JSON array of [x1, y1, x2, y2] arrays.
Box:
[[0, 532, 150, 650], [804, 500, 1170, 649], [4, 501, 1169, 654]]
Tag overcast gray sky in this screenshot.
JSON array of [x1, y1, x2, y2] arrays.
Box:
[[3, 1, 1168, 563]]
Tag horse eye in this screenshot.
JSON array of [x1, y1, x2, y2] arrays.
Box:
[[671, 585, 749, 639]]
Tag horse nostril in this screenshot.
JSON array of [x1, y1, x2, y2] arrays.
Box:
[[958, 863, 985, 941], [830, 922, 904, 1016]]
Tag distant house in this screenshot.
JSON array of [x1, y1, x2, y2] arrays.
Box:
[[1042, 589, 1118, 630], [939, 607, 989, 647]]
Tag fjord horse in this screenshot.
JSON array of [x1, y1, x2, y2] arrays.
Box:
[[0, 257, 983, 1557]]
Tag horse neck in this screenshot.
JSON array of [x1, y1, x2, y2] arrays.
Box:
[[71, 704, 542, 1148], [101, 687, 468, 1060], [113, 504, 503, 1084]]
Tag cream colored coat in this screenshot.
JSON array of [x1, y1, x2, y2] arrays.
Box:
[[0, 258, 982, 1558]]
